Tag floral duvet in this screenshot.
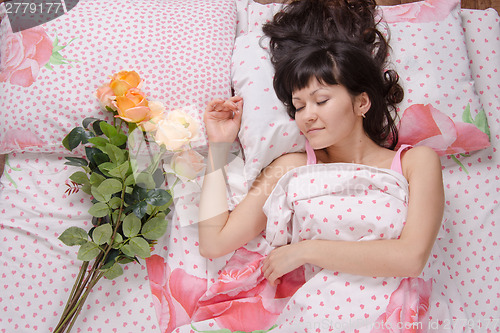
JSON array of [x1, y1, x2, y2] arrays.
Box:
[[148, 163, 468, 332]]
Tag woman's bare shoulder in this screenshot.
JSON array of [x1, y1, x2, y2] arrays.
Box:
[[402, 146, 442, 179], [260, 152, 308, 181]]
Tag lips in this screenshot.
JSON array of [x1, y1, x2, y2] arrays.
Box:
[[307, 127, 324, 133]]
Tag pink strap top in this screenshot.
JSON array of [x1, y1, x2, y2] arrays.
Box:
[[305, 140, 412, 175]]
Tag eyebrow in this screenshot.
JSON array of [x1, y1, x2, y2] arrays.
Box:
[[292, 88, 328, 100]]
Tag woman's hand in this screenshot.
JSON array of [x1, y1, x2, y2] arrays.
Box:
[[262, 242, 306, 287], [204, 96, 243, 143]]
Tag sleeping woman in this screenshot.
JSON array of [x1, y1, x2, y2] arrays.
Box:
[[194, 0, 453, 331]]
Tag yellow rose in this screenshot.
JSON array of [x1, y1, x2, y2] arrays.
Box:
[[170, 149, 205, 182], [109, 70, 142, 97], [114, 88, 151, 123]]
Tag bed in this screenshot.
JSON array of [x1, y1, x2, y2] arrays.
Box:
[[0, 0, 499, 332]]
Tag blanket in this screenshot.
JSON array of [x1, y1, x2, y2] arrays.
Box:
[[148, 163, 469, 332]]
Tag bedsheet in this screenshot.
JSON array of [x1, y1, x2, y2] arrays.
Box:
[[0, 7, 499, 333]]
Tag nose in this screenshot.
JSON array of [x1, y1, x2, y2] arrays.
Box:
[[300, 104, 318, 123]]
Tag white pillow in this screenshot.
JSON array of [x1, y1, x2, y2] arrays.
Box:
[[231, 31, 306, 185], [231, 0, 489, 184]]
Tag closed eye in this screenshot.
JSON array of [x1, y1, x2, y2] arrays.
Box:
[[317, 99, 329, 105]]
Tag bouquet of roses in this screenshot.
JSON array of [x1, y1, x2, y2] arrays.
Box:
[[54, 70, 205, 332]]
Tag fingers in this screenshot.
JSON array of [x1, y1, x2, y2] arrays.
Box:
[[262, 255, 283, 287]]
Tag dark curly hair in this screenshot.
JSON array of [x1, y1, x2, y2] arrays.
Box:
[[262, 0, 404, 149]]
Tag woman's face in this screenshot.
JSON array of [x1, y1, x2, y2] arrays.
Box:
[[292, 79, 366, 150]]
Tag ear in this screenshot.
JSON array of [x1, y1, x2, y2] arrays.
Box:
[[355, 92, 371, 116]]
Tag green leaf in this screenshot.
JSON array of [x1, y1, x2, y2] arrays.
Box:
[[128, 237, 152, 259], [124, 174, 136, 186], [100, 122, 118, 139], [83, 117, 100, 128], [98, 178, 123, 196], [101, 249, 120, 269], [98, 162, 117, 177], [110, 133, 128, 147], [88, 137, 109, 147], [93, 121, 104, 136], [132, 201, 148, 219], [64, 157, 88, 167], [450, 154, 470, 175], [462, 103, 474, 124], [88, 202, 110, 217], [100, 143, 125, 164], [89, 172, 106, 186], [141, 216, 168, 240], [103, 262, 124, 280], [81, 183, 92, 195], [132, 185, 148, 201], [473, 109, 491, 140], [92, 223, 112, 245], [134, 172, 156, 189], [120, 244, 136, 257], [91, 186, 112, 203], [111, 232, 123, 248], [122, 214, 141, 238], [108, 161, 131, 179], [146, 189, 171, 207], [58, 227, 88, 246], [86, 147, 109, 169], [77, 241, 101, 261], [69, 171, 89, 185], [108, 197, 123, 210], [63, 127, 86, 151]]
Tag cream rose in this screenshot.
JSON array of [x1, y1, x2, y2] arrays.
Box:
[[166, 109, 200, 143], [139, 101, 165, 132], [95, 84, 116, 111], [155, 119, 193, 151], [170, 150, 205, 182]]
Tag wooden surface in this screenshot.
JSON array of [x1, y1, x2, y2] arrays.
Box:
[[254, 0, 500, 12], [377, 0, 499, 11]]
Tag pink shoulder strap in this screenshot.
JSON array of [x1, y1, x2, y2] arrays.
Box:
[[305, 140, 316, 165], [390, 144, 412, 175]]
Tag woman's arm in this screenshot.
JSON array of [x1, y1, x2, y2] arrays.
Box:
[[198, 96, 306, 258], [199, 150, 306, 258], [263, 146, 444, 284]]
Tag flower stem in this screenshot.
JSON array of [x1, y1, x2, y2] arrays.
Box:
[[65, 271, 106, 332], [60, 261, 88, 319]]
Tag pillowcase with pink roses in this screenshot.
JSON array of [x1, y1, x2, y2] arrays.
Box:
[[0, 0, 236, 154], [380, 0, 490, 155], [231, 0, 490, 184]]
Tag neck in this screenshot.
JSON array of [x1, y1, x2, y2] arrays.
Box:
[[316, 134, 385, 165]]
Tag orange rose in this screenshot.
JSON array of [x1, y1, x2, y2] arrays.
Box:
[[114, 88, 151, 123], [109, 70, 142, 96]]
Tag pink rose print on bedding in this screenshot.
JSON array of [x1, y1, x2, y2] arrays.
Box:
[[0, 26, 53, 87], [0, 129, 46, 151], [371, 278, 432, 332], [146, 255, 208, 333], [193, 248, 305, 332], [397, 104, 490, 157], [381, 0, 458, 24]]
